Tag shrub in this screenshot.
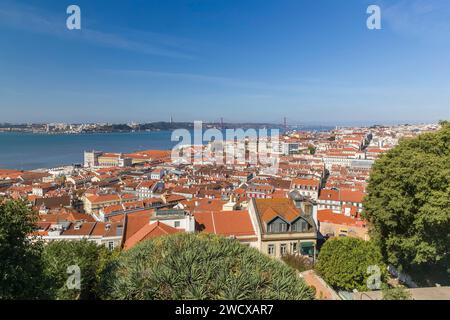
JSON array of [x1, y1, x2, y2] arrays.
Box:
[[42, 240, 118, 300], [315, 237, 387, 291], [111, 233, 315, 300]]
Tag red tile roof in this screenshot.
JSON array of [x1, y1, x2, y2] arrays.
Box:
[[291, 178, 320, 188], [123, 221, 181, 249], [86, 194, 120, 204], [194, 210, 255, 237], [319, 189, 365, 203], [254, 198, 300, 223], [122, 209, 155, 243], [318, 209, 366, 227]]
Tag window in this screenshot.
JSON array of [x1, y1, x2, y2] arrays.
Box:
[[291, 218, 309, 232], [108, 241, 114, 251], [300, 242, 315, 257], [174, 221, 180, 228], [280, 243, 287, 256], [301, 220, 311, 232], [268, 244, 275, 256], [268, 219, 288, 233], [291, 242, 298, 253]]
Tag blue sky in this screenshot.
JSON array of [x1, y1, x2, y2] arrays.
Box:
[[0, 0, 449, 125]]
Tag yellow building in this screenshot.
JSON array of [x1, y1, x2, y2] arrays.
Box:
[[248, 197, 318, 260]]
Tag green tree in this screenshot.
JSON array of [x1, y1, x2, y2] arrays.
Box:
[[0, 199, 50, 299], [111, 233, 314, 300], [315, 237, 387, 291], [363, 122, 450, 277], [42, 240, 118, 300]]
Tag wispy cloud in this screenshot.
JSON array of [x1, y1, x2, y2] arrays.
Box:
[[104, 68, 348, 95], [104, 68, 448, 98], [383, 0, 450, 42], [0, 1, 195, 59], [105, 69, 274, 90]]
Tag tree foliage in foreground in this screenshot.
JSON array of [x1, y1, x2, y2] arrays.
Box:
[[42, 240, 118, 300], [111, 233, 315, 300], [363, 121, 450, 274], [0, 200, 50, 299], [315, 237, 387, 291], [382, 285, 412, 300]]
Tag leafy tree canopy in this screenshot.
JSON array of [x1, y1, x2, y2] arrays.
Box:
[[111, 233, 315, 300], [42, 240, 118, 300], [315, 237, 387, 291], [363, 121, 450, 275], [0, 200, 50, 299]]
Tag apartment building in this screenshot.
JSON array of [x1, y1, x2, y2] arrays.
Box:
[[248, 197, 318, 260]]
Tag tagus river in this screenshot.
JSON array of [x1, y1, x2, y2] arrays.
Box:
[[0, 131, 178, 170]]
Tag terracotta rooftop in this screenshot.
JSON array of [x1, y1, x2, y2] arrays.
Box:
[[253, 198, 301, 223], [318, 209, 366, 227], [123, 221, 180, 249], [194, 210, 255, 238]]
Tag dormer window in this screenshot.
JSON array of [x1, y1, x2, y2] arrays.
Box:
[[267, 217, 288, 233], [291, 218, 311, 233]]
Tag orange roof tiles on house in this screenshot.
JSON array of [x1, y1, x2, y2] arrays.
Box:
[[102, 200, 146, 214], [86, 194, 121, 204], [102, 204, 125, 214], [339, 189, 365, 203], [194, 210, 255, 237], [90, 221, 124, 237], [7, 185, 33, 194], [62, 222, 97, 236], [254, 198, 301, 223], [122, 209, 155, 242], [125, 150, 171, 160], [143, 198, 164, 206], [137, 180, 156, 189], [319, 189, 365, 203], [39, 212, 96, 223], [181, 198, 226, 212], [319, 189, 339, 201], [272, 189, 289, 199], [172, 186, 199, 195], [108, 214, 126, 222], [318, 209, 366, 227], [0, 169, 25, 180], [291, 178, 320, 188], [123, 220, 181, 249], [121, 193, 138, 200], [163, 194, 186, 203], [27, 194, 39, 202]]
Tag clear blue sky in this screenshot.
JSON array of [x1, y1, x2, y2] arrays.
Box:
[[1, 0, 449, 125]]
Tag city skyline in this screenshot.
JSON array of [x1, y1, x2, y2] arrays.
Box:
[[1, 0, 450, 124]]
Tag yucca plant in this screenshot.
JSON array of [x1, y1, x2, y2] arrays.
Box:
[[111, 233, 314, 300]]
